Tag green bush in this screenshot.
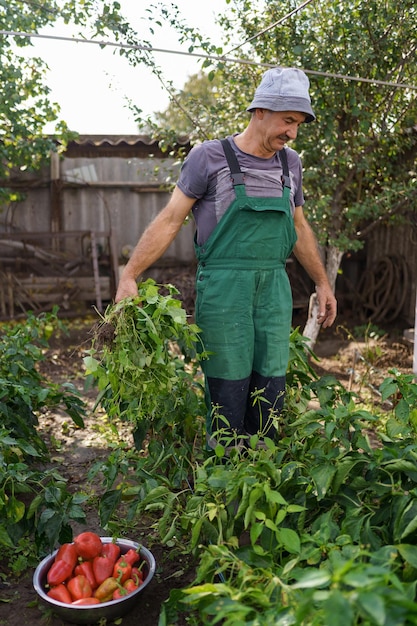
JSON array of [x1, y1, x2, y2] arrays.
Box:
[[0, 309, 87, 558]]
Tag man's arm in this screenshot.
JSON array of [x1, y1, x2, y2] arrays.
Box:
[[292, 205, 337, 328], [115, 186, 196, 302]]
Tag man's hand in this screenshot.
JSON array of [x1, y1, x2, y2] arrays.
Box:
[[315, 284, 337, 328], [115, 276, 139, 303]]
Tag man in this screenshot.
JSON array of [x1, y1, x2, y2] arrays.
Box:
[[115, 66, 337, 452]]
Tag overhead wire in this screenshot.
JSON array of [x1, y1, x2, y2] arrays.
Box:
[[0, 29, 416, 90], [224, 0, 315, 55]]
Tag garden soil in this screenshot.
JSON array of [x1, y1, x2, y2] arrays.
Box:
[[0, 301, 414, 626]]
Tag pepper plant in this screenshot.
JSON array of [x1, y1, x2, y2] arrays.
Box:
[[156, 367, 417, 625], [86, 319, 417, 625], [0, 309, 87, 563]]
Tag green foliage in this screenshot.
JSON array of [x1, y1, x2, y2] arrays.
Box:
[[134, 0, 416, 296], [156, 366, 417, 624], [88, 329, 417, 624], [162, 542, 417, 626], [0, 309, 86, 452], [241, 0, 417, 252], [0, 0, 132, 203], [84, 279, 206, 448], [0, 310, 89, 557], [380, 370, 417, 438], [0, 433, 87, 554]]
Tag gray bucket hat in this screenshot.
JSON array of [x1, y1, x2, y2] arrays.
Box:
[[247, 67, 315, 123]]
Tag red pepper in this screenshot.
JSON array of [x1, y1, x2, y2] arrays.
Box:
[[72, 597, 100, 605], [101, 542, 121, 565], [123, 578, 139, 593], [112, 586, 128, 600], [113, 557, 132, 584], [47, 560, 73, 586], [93, 554, 115, 585], [73, 531, 103, 561], [74, 560, 97, 590], [131, 566, 144, 584], [122, 548, 141, 566], [47, 583, 72, 604], [67, 574, 93, 601], [55, 542, 78, 570]]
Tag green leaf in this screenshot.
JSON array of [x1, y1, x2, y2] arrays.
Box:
[[244, 505, 254, 529], [250, 522, 264, 544], [7, 496, 25, 523], [83, 355, 100, 373], [379, 380, 397, 402], [386, 417, 405, 438], [265, 518, 278, 532], [397, 544, 417, 569], [0, 525, 14, 548], [333, 458, 367, 493], [292, 568, 332, 589], [99, 489, 122, 527], [27, 494, 43, 519], [277, 527, 301, 554], [357, 591, 386, 626], [395, 498, 417, 541], [191, 516, 204, 549], [181, 583, 221, 600], [167, 306, 187, 324], [395, 398, 410, 421], [323, 590, 354, 626], [264, 483, 287, 505], [310, 463, 337, 500], [41, 510, 64, 547], [68, 504, 86, 522]]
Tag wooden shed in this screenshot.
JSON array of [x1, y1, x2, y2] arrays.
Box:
[[0, 135, 193, 318]]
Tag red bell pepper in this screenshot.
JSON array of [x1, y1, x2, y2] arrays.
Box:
[[74, 560, 97, 590], [93, 554, 115, 585], [47, 583, 72, 604], [47, 559, 73, 586], [113, 557, 132, 584], [67, 574, 93, 601], [72, 597, 100, 605], [55, 542, 78, 571], [101, 542, 121, 565], [73, 531, 103, 560], [122, 547, 141, 566]]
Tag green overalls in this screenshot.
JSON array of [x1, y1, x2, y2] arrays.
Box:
[[195, 138, 297, 449]]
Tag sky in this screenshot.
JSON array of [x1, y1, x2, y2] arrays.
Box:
[[26, 0, 229, 135]]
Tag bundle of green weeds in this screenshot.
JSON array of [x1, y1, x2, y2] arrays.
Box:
[[84, 279, 206, 444]]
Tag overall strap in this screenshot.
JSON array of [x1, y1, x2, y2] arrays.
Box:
[[221, 138, 291, 190], [278, 148, 291, 189], [220, 138, 245, 186]]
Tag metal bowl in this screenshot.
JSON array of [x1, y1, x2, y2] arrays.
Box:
[[33, 537, 156, 625]]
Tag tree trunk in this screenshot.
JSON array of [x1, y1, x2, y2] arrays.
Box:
[[302, 245, 344, 348]]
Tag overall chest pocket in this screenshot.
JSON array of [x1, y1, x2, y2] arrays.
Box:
[[236, 203, 296, 261]]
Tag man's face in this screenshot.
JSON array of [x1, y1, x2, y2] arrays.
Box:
[[258, 109, 306, 153]]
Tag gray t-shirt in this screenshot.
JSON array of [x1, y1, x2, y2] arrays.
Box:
[[177, 134, 304, 246]]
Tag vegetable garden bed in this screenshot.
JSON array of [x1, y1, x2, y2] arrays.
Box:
[[0, 302, 415, 626]]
